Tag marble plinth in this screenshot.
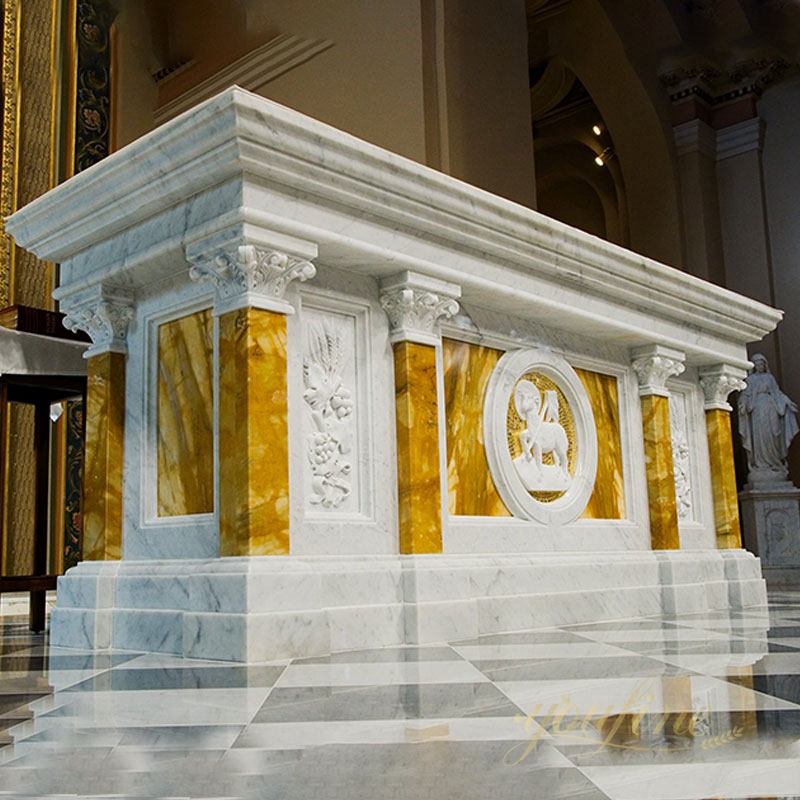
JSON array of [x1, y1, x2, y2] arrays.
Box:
[[740, 483, 800, 587], [50, 549, 766, 662]]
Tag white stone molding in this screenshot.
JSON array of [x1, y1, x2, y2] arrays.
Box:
[[630, 345, 686, 397], [62, 284, 135, 358], [379, 271, 460, 345], [188, 243, 316, 316], [674, 119, 717, 160], [716, 118, 765, 161], [483, 348, 598, 526], [698, 363, 747, 411]]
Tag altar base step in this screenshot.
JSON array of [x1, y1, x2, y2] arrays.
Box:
[[49, 550, 766, 662]]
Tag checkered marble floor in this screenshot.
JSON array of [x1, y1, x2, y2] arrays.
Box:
[[1, 593, 800, 799]]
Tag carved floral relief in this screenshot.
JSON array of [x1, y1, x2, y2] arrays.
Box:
[[302, 320, 354, 509]]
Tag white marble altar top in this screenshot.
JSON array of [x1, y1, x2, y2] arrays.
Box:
[[5, 86, 781, 367], [0, 327, 87, 374]]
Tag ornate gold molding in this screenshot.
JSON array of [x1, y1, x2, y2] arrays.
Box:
[[0, 0, 19, 308]]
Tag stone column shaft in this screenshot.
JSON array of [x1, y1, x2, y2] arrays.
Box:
[[83, 351, 125, 560], [62, 285, 134, 561], [632, 345, 685, 551], [188, 239, 316, 557], [218, 307, 290, 556], [706, 409, 741, 548], [700, 365, 747, 549], [393, 339, 442, 554], [380, 272, 460, 555]]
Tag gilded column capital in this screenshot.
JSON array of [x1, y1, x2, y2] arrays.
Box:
[[379, 271, 461, 345], [62, 284, 135, 358], [698, 364, 747, 411], [187, 243, 316, 316], [630, 345, 685, 397]]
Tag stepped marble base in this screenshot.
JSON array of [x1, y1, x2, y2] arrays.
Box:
[[50, 550, 767, 662]]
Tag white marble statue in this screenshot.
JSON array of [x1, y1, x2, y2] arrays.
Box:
[[512, 380, 570, 491], [738, 353, 799, 484]]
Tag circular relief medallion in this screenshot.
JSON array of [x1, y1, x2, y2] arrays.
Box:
[[483, 349, 598, 525]]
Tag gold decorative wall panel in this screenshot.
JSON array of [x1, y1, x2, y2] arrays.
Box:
[[394, 340, 443, 553], [218, 307, 290, 556], [705, 408, 742, 548], [83, 351, 125, 560], [442, 339, 510, 517], [442, 339, 626, 521], [3, 404, 35, 574], [575, 368, 625, 520], [157, 309, 214, 517], [640, 393, 680, 550], [2, 0, 58, 308]]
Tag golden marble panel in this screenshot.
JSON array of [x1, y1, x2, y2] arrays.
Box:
[[442, 339, 510, 517], [705, 408, 742, 548], [394, 340, 443, 553], [83, 351, 125, 561], [442, 340, 625, 520], [157, 309, 214, 517], [576, 369, 626, 520], [640, 393, 680, 550], [218, 307, 290, 557]]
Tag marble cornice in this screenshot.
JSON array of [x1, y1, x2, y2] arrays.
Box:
[[6, 87, 782, 369]]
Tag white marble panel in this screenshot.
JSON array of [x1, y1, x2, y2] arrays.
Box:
[[112, 609, 184, 654], [288, 273, 398, 555], [404, 599, 480, 645], [327, 603, 405, 652]]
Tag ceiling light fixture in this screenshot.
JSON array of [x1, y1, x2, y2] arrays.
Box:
[[594, 146, 614, 166], [592, 124, 602, 136]]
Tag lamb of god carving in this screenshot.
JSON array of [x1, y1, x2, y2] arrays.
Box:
[[512, 379, 571, 492]]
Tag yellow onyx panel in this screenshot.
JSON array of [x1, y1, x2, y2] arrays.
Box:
[[442, 339, 625, 520], [705, 408, 742, 549], [640, 393, 680, 550], [218, 307, 290, 557], [157, 309, 214, 517], [442, 339, 510, 517], [83, 351, 125, 561], [394, 340, 443, 554], [576, 369, 625, 520]]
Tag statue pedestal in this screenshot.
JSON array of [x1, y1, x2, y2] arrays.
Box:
[[740, 482, 800, 587]]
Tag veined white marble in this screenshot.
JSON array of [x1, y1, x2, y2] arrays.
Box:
[[3, 87, 778, 660], [50, 550, 766, 662], [0, 327, 87, 374], [6, 87, 780, 366]]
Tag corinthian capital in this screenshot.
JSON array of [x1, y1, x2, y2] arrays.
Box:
[[61, 284, 135, 358], [379, 271, 460, 345], [698, 364, 747, 411], [631, 345, 686, 397], [187, 243, 316, 315]]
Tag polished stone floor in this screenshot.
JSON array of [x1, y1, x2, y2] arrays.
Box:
[[1, 592, 799, 799]]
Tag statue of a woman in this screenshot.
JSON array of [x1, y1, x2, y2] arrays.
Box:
[[738, 354, 799, 484]]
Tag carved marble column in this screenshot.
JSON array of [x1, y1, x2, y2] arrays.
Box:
[[699, 365, 747, 549], [380, 272, 459, 554], [63, 285, 134, 560], [188, 240, 316, 556], [631, 345, 686, 550]]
